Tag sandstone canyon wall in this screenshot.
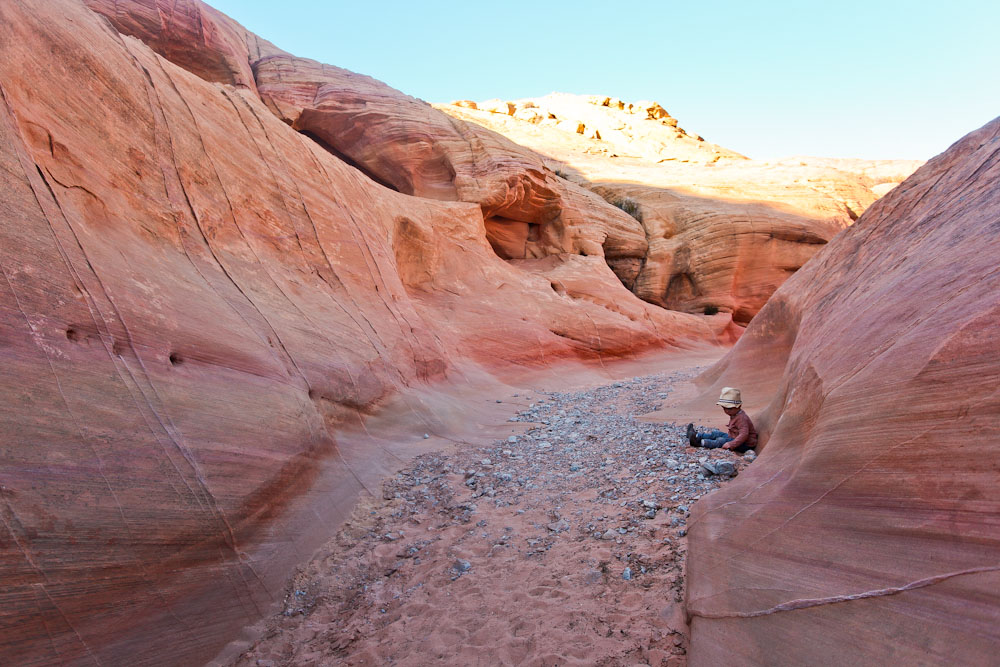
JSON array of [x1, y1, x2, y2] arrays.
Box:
[[0, 1, 725, 664], [0, 0, 935, 664], [686, 117, 1000, 664]]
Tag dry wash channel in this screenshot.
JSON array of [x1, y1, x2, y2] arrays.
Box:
[[236, 370, 753, 666]]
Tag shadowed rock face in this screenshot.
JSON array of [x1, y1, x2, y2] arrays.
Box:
[[0, 1, 731, 664], [588, 184, 839, 324], [686, 118, 1000, 664]]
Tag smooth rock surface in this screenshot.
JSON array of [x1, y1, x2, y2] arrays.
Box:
[[685, 117, 1000, 665]]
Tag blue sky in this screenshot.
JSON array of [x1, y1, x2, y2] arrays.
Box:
[[209, 0, 999, 160]]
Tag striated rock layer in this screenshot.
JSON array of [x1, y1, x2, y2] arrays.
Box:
[[686, 118, 1000, 664], [83, 0, 664, 297], [0, 1, 729, 665], [441, 95, 922, 324], [88, 0, 920, 332]]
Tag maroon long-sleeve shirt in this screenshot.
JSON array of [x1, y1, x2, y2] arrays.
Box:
[[727, 410, 758, 449]]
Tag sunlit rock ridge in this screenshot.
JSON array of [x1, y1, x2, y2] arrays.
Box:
[[439, 93, 922, 324]]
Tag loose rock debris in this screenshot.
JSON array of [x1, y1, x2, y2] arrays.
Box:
[[237, 369, 751, 666]]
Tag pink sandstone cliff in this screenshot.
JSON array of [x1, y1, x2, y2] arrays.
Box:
[[686, 117, 1000, 664], [0, 1, 725, 664]]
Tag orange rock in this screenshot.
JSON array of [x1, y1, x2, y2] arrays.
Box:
[[85, 0, 906, 333], [0, 1, 724, 664], [0, 1, 936, 664], [686, 117, 1000, 664]]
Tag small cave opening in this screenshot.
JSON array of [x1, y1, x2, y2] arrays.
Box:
[[65, 327, 79, 341], [527, 223, 541, 243], [486, 236, 510, 260], [601, 236, 643, 293], [168, 352, 182, 366], [484, 216, 539, 260]]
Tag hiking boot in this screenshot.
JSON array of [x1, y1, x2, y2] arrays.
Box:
[[686, 423, 699, 447]]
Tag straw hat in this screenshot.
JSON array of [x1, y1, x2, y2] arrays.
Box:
[[716, 387, 742, 408]]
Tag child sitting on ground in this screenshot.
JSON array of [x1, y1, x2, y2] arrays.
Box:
[[686, 387, 757, 453]]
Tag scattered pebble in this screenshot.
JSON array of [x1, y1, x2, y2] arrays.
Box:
[[714, 461, 736, 476], [547, 519, 570, 532]]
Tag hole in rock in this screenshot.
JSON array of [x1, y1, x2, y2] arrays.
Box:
[[168, 352, 182, 366], [484, 216, 539, 260], [65, 328, 79, 341], [703, 305, 719, 316], [732, 306, 756, 327]]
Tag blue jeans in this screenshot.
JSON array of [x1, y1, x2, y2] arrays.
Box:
[[699, 429, 731, 449]]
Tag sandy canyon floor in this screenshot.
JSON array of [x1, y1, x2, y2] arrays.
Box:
[[233, 360, 752, 666]]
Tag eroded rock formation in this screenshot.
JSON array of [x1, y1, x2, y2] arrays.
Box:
[[0, 1, 727, 664], [86, 1, 920, 330], [0, 0, 946, 664], [441, 95, 922, 324], [84, 0, 663, 286], [686, 118, 1000, 664]]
